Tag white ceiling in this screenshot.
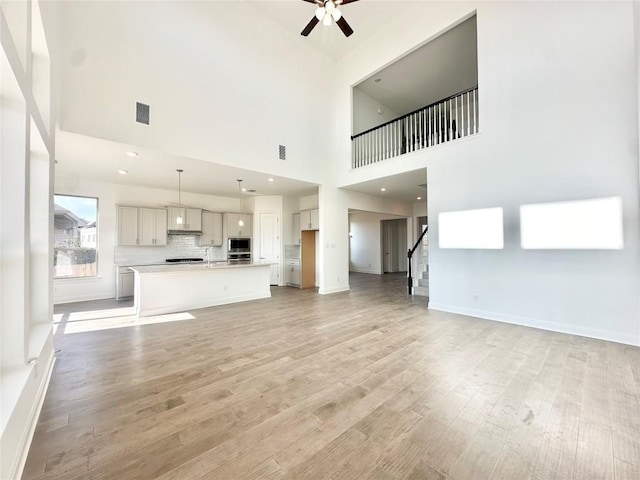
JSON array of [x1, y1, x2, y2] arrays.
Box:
[[246, 0, 417, 62], [55, 131, 319, 198], [341, 168, 427, 204], [356, 14, 477, 116], [54, 1, 438, 206]]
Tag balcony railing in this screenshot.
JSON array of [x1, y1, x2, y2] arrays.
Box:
[[351, 86, 479, 168]]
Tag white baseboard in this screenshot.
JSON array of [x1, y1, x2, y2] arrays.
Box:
[[10, 350, 56, 480], [319, 285, 350, 295], [350, 269, 381, 275], [429, 303, 640, 347], [53, 293, 114, 304]]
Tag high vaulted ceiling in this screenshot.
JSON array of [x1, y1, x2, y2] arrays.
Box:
[[54, 1, 440, 206]]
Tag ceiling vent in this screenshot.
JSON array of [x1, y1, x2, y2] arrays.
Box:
[[278, 145, 286, 160], [136, 102, 150, 125]]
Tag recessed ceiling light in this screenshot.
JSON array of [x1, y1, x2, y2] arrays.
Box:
[[374, 78, 382, 83], [248, 189, 256, 193], [416, 196, 422, 200], [117, 169, 128, 175], [380, 187, 386, 192], [126, 151, 138, 157], [268, 177, 274, 182]]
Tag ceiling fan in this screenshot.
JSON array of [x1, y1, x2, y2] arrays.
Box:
[[301, 0, 359, 37]]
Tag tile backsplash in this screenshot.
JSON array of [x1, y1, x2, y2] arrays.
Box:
[[114, 235, 226, 265]]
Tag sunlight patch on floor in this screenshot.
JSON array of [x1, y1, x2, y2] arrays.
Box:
[[54, 310, 196, 334]]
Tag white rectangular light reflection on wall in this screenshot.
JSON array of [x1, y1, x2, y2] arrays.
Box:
[[520, 197, 623, 249], [438, 207, 504, 249]]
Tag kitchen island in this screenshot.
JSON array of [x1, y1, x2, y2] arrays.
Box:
[[129, 262, 271, 317]]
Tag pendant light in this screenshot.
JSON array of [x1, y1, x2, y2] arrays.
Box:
[[176, 169, 184, 225], [237, 179, 244, 227]]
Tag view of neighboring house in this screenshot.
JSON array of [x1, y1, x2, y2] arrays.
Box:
[[53, 204, 96, 278]]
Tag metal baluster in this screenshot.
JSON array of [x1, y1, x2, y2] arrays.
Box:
[[365, 132, 369, 166], [467, 93, 473, 135], [353, 137, 356, 168], [461, 93, 465, 138], [455, 95, 459, 139], [473, 88, 478, 134]]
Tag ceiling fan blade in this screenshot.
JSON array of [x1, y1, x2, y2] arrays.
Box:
[[339, 0, 360, 5], [301, 0, 320, 3], [335, 16, 354, 37], [301, 16, 320, 36]]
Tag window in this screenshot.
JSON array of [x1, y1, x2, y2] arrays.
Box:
[[54, 194, 98, 278], [438, 207, 504, 249]]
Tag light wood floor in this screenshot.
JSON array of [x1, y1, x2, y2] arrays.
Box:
[[23, 273, 640, 480]]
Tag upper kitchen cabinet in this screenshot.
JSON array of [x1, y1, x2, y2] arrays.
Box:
[[292, 213, 301, 244], [118, 206, 168, 246], [139, 208, 167, 246], [118, 206, 139, 245], [201, 211, 223, 246], [225, 213, 252, 238], [168, 207, 202, 232], [300, 209, 319, 231]]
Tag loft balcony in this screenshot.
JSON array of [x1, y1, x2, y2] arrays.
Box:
[[351, 86, 478, 169], [350, 13, 478, 169]]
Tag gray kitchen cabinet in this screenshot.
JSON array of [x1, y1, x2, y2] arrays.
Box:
[[285, 260, 301, 287], [116, 266, 134, 299], [117, 206, 139, 246], [201, 211, 223, 246], [292, 213, 300, 244], [300, 209, 319, 230], [225, 213, 252, 238], [168, 207, 202, 231], [139, 208, 167, 245]]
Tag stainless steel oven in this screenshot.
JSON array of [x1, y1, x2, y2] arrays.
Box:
[[228, 237, 251, 253]]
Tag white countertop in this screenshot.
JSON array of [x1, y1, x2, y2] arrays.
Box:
[[129, 262, 272, 274]]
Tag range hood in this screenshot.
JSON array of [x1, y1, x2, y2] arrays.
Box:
[[167, 229, 202, 236]]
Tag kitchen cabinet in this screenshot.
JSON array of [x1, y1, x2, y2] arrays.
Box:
[[201, 211, 223, 246], [225, 213, 252, 238], [118, 206, 167, 246], [117, 206, 139, 246], [300, 209, 319, 230], [139, 208, 167, 245], [292, 213, 300, 244], [168, 207, 202, 231], [116, 266, 134, 299], [285, 259, 300, 287]]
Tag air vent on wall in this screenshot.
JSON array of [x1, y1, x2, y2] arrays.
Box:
[[278, 145, 286, 160], [136, 102, 150, 125]]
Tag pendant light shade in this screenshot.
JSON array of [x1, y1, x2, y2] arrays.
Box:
[[176, 169, 184, 225], [237, 179, 244, 227]]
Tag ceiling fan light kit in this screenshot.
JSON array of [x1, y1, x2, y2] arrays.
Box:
[[301, 0, 358, 37]]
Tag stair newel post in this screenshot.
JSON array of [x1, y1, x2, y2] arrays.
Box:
[[407, 248, 413, 294]]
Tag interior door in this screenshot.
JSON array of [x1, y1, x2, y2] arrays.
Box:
[[259, 212, 280, 285]]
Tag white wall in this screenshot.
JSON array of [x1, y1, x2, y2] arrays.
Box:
[[54, 174, 253, 303], [349, 212, 409, 274], [352, 87, 399, 136], [56, 1, 334, 185], [327, 1, 640, 345]]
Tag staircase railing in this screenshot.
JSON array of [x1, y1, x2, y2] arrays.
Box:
[[407, 225, 428, 294], [351, 85, 479, 168]]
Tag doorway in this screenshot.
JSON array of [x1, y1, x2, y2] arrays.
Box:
[[381, 218, 408, 273]]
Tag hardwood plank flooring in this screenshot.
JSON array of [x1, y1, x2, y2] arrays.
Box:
[[23, 273, 640, 479]]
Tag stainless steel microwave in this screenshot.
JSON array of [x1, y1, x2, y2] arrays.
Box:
[[228, 237, 251, 253]]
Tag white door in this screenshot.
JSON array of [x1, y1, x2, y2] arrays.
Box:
[[259, 213, 280, 285]]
